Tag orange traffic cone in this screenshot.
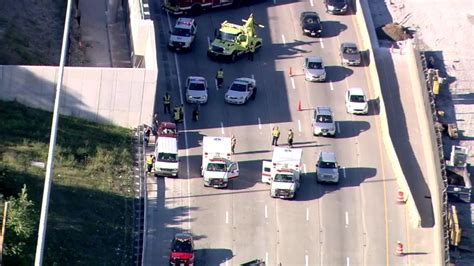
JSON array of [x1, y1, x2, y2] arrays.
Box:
[[395, 241, 404, 256], [396, 189, 406, 204], [297, 100, 302, 112], [289, 67, 293, 77]]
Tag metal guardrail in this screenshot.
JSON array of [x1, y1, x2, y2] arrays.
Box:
[[132, 125, 146, 265], [412, 36, 450, 265]]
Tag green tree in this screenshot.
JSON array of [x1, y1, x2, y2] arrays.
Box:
[[4, 185, 37, 262]]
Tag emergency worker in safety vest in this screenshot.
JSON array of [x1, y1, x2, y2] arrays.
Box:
[[231, 135, 237, 154], [216, 68, 224, 89], [163, 93, 171, 114], [288, 129, 294, 148], [174, 105, 181, 123], [271, 126, 280, 146], [146, 154, 155, 173]]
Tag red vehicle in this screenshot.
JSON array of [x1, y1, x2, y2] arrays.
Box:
[[158, 122, 178, 138], [162, 0, 249, 15], [169, 233, 195, 266]]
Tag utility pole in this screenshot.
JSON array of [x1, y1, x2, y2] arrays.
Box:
[[34, 0, 73, 265]]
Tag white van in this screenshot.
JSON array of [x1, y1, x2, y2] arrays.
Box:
[[154, 137, 179, 177]]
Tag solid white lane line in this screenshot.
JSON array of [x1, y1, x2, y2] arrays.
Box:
[[291, 77, 296, 89], [265, 252, 269, 264], [345, 211, 349, 225], [265, 205, 268, 218], [305, 255, 309, 266], [281, 34, 286, 46], [329, 81, 334, 91], [226, 211, 229, 224], [319, 38, 324, 48], [215, 79, 219, 91], [337, 122, 341, 134], [310, 0, 314, 6], [306, 208, 309, 221], [220, 122, 225, 135], [258, 117, 262, 129], [298, 120, 302, 132], [303, 163, 307, 174], [347, 257, 350, 266], [167, 12, 191, 231]]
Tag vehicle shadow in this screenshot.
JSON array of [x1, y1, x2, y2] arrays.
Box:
[[321, 21, 348, 38], [335, 120, 371, 138], [340, 167, 377, 186], [325, 65, 354, 82], [194, 248, 234, 265]]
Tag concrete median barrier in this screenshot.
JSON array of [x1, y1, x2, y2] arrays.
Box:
[[354, 0, 422, 228]]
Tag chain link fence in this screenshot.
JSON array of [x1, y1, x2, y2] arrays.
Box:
[[132, 125, 146, 265]]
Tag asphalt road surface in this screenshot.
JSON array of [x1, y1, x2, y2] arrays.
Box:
[[145, 1, 426, 265]]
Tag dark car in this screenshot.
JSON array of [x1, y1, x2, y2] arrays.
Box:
[[300, 11, 322, 37], [340, 42, 362, 66], [169, 233, 195, 266], [325, 0, 349, 15], [158, 122, 178, 138]]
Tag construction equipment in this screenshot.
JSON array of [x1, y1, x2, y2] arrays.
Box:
[[207, 13, 264, 62], [446, 145, 472, 203]]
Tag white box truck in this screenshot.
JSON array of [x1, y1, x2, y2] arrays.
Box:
[[201, 136, 239, 188], [154, 137, 179, 177], [262, 147, 302, 199]]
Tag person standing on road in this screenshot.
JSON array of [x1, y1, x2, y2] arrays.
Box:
[[271, 126, 280, 146], [163, 93, 172, 114], [146, 154, 155, 173], [287, 129, 294, 148], [192, 104, 199, 121], [173, 105, 180, 123], [231, 135, 237, 154], [216, 68, 224, 89], [144, 125, 151, 146]]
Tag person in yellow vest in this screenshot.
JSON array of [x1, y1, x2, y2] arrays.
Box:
[[174, 105, 180, 123], [146, 154, 155, 173], [163, 93, 171, 114], [271, 126, 280, 146], [216, 68, 224, 89], [231, 135, 237, 154]]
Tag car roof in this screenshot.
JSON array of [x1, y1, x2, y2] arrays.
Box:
[[307, 56, 323, 63], [176, 18, 195, 29], [233, 78, 251, 85], [341, 42, 358, 48], [320, 151, 337, 162], [315, 106, 333, 116], [348, 87, 365, 96]]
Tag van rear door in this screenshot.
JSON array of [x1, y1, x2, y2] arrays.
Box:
[[261, 160, 272, 184]]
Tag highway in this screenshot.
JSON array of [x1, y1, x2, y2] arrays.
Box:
[[145, 1, 412, 265]]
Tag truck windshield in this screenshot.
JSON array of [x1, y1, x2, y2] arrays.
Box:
[[319, 161, 337, 168], [207, 162, 227, 172], [157, 152, 177, 162], [218, 31, 237, 42], [274, 174, 294, 182]]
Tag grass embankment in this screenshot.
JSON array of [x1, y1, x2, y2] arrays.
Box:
[[0, 101, 134, 265]]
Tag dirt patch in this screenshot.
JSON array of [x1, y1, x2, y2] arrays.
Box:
[[0, 0, 65, 65]]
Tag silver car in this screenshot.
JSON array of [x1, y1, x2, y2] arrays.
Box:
[[185, 76, 208, 104], [312, 107, 336, 137], [224, 78, 257, 105], [304, 56, 326, 82], [316, 151, 340, 184]]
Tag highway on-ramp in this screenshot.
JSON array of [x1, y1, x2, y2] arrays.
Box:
[[145, 1, 416, 265]]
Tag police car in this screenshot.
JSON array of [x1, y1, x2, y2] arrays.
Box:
[[224, 77, 257, 105], [168, 18, 197, 51], [185, 76, 208, 104]]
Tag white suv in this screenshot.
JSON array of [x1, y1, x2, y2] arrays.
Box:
[[168, 18, 197, 51], [345, 87, 368, 115]]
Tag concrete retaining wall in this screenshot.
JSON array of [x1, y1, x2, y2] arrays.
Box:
[[355, 0, 422, 227], [0, 66, 156, 128], [128, 0, 157, 69]]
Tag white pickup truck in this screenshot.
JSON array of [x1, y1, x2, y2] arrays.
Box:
[[201, 136, 239, 188], [262, 147, 302, 199]]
